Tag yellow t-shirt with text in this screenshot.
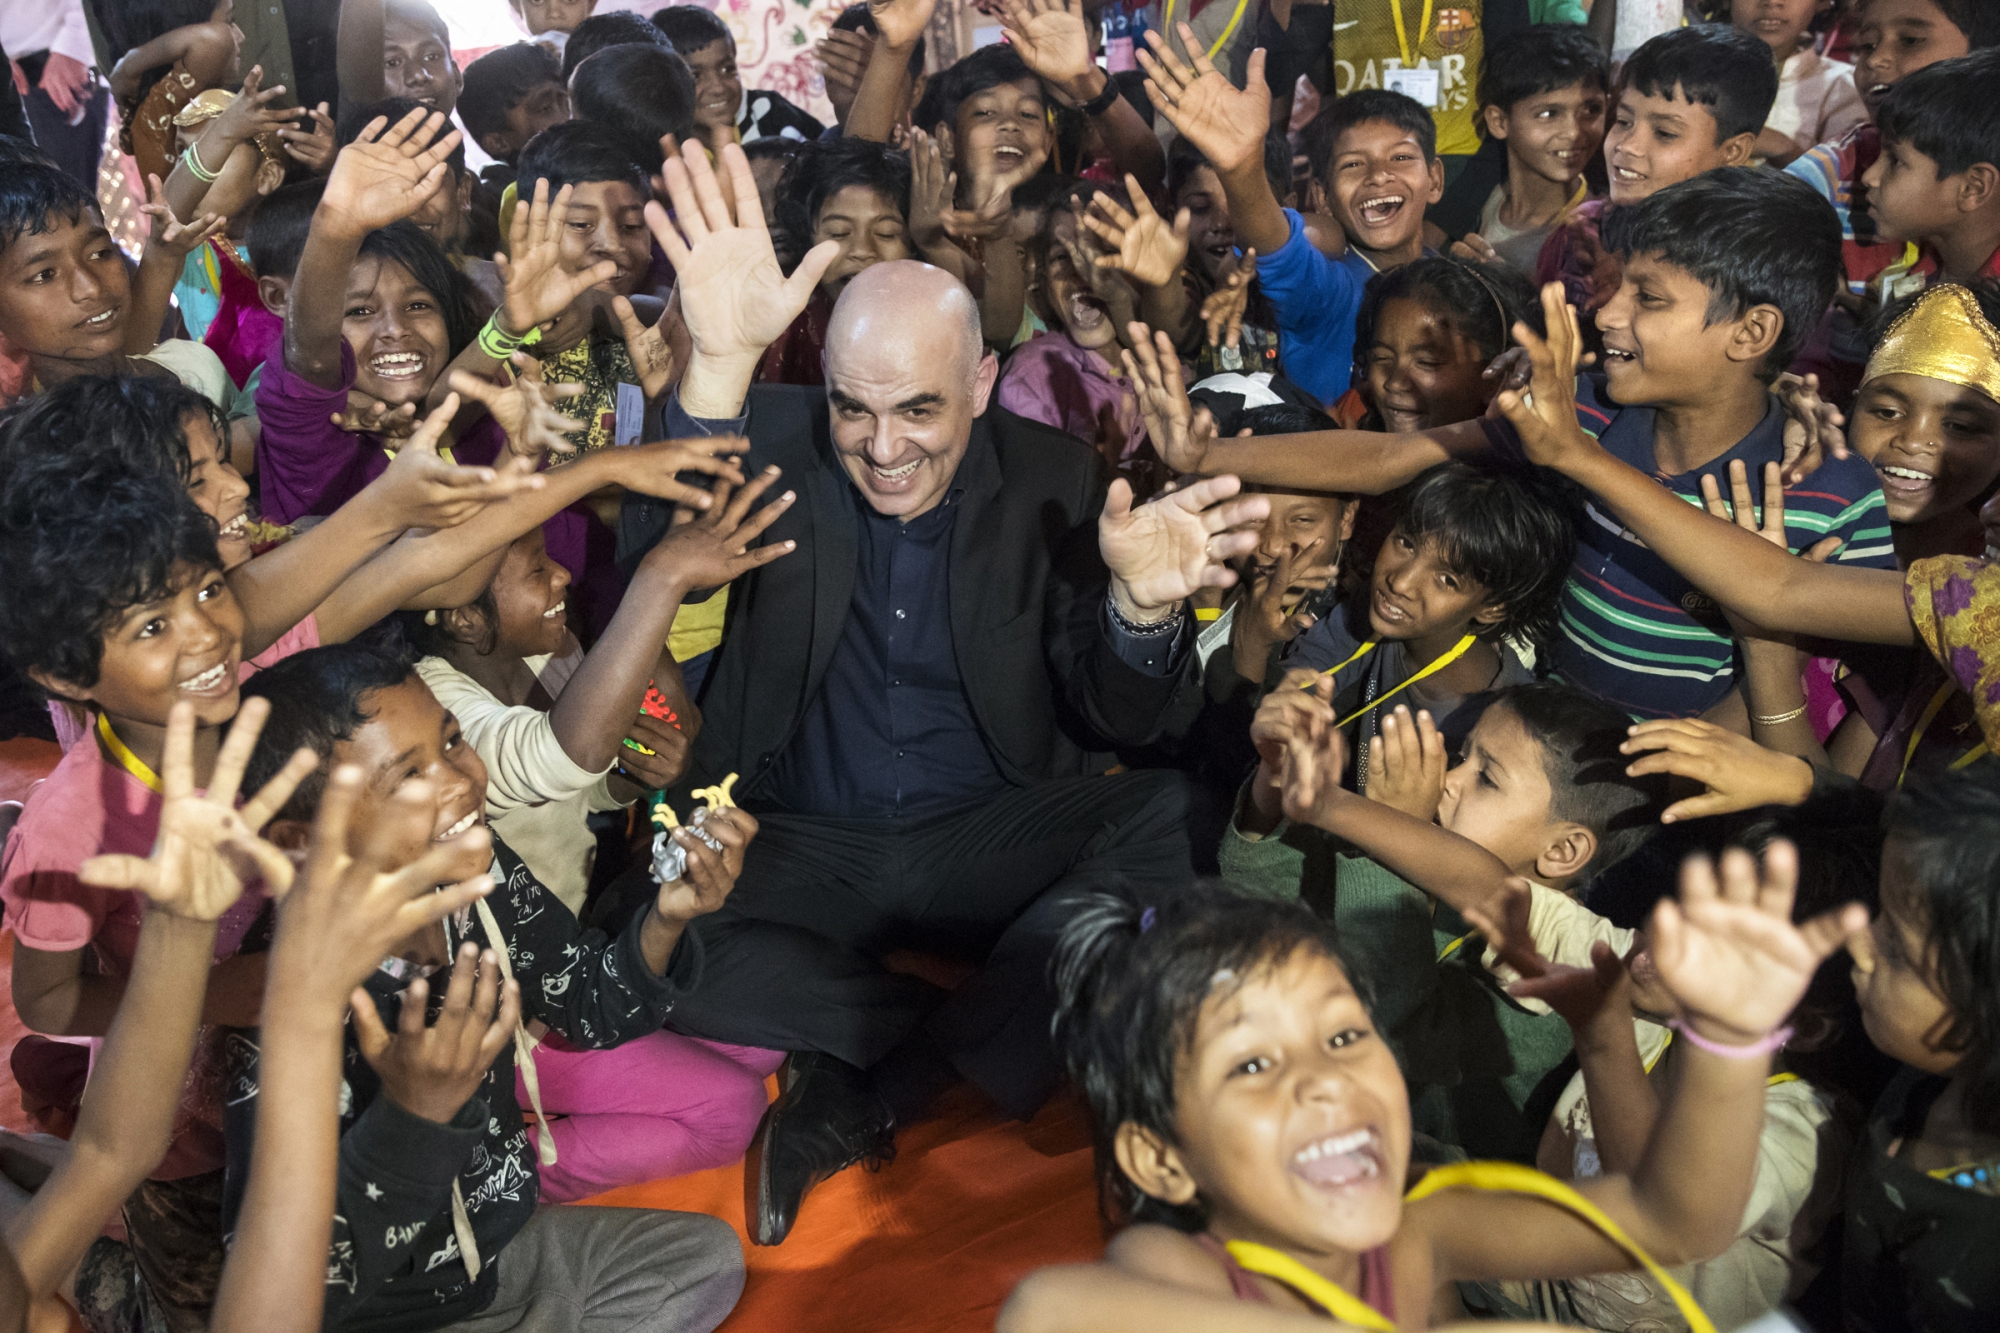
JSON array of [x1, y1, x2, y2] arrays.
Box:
[[1333, 0, 1485, 157]]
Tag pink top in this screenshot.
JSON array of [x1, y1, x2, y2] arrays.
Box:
[[996, 331, 1149, 462]]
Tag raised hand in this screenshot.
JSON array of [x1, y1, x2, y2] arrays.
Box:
[[269, 769, 498, 1017], [372, 393, 548, 528], [612, 296, 682, 401], [645, 141, 838, 371], [319, 107, 462, 239], [1202, 248, 1256, 352], [908, 127, 957, 251], [1466, 880, 1635, 1036], [494, 179, 620, 341], [1083, 178, 1191, 290], [140, 175, 228, 264], [448, 359, 586, 464], [353, 943, 520, 1124], [1365, 704, 1446, 821], [195, 66, 294, 162], [1774, 372, 1849, 485], [998, 0, 1095, 90], [1123, 324, 1216, 474], [1651, 841, 1869, 1045], [77, 700, 317, 918], [1493, 281, 1594, 471], [815, 27, 874, 121], [278, 101, 338, 172], [1135, 26, 1269, 175], [1100, 473, 1269, 617], [1278, 715, 1348, 830], [866, 0, 939, 50], [1230, 538, 1319, 679], [655, 806, 758, 925], [1697, 459, 1844, 640], [940, 174, 1014, 243], [645, 464, 799, 592], [607, 435, 753, 510], [1620, 718, 1814, 823]]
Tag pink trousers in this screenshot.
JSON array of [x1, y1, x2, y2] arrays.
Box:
[[516, 1030, 784, 1202]]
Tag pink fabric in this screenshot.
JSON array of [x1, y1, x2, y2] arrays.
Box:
[[518, 1030, 783, 1201], [200, 238, 284, 388], [1805, 656, 1849, 742], [996, 332, 1147, 462]]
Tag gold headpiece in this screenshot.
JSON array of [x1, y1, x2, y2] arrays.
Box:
[[1864, 283, 2000, 406], [171, 89, 237, 129]]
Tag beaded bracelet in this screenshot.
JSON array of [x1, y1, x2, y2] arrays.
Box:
[[475, 311, 543, 362], [1107, 594, 1184, 637], [183, 142, 220, 183], [1752, 704, 1809, 726], [1668, 1017, 1793, 1058]]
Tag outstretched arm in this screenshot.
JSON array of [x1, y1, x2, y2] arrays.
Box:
[[336, 0, 390, 107], [1136, 29, 1288, 256], [1498, 283, 1913, 646], [1001, 0, 1164, 195]]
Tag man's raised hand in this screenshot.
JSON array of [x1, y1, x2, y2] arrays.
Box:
[[1099, 473, 1268, 619]]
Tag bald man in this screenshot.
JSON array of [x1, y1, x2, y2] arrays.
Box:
[[612, 144, 1269, 1245]]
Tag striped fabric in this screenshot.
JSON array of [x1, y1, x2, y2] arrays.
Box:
[[1485, 374, 1895, 719]]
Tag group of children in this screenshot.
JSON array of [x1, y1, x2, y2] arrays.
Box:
[[1, 0, 1999, 1330]]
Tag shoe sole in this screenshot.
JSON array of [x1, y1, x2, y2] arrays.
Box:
[[745, 1100, 784, 1246]]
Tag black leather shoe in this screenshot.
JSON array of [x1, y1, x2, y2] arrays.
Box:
[[745, 1052, 896, 1246]]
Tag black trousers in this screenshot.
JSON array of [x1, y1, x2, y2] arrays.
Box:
[[604, 770, 1194, 1119]]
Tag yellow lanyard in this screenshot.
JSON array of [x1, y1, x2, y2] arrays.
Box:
[[1297, 633, 1479, 729], [1389, 0, 1436, 66], [1222, 1241, 1395, 1330], [97, 712, 164, 794], [1405, 1162, 1718, 1333], [1161, 0, 1253, 60], [1898, 681, 1989, 785]]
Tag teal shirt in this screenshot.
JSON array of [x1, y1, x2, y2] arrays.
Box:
[[1218, 800, 1576, 1164], [1530, 0, 1590, 22]]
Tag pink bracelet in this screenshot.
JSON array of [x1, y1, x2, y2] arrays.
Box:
[[1668, 1018, 1793, 1058]]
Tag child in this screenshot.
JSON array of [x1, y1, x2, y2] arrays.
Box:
[[650, 5, 823, 149], [1138, 29, 1444, 406], [458, 41, 570, 184], [1862, 49, 2000, 287], [817, 1, 927, 137], [0, 159, 234, 406], [1716, 0, 1866, 165], [921, 44, 1055, 204], [1534, 24, 1775, 320], [215, 176, 320, 392], [1466, 24, 1609, 274], [558, 10, 675, 83], [514, 0, 595, 47], [760, 136, 914, 386], [1001, 845, 1865, 1330], [999, 186, 1151, 462], [104, 0, 242, 185], [1226, 681, 1667, 1163], [336, 0, 463, 118], [233, 641, 746, 1330], [1140, 169, 1898, 722], [338, 96, 497, 306], [1343, 255, 1540, 432]]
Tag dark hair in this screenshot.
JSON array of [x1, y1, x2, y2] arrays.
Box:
[[1603, 168, 1841, 380], [1168, 131, 1290, 212], [1300, 89, 1436, 187], [244, 178, 325, 281], [1618, 24, 1778, 143], [1477, 24, 1609, 122], [832, 2, 926, 78], [385, 0, 452, 49], [1495, 682, 1666, 880], [927, 44, 1040, 135], [1875, 49, 2000, 179], [1051, 884, 1373, 1229], [1392, 457, 1580, 659], [1882, 764, 2000, 1136], [88, 0, 210, 68], [0, 135, 59, 169], [1353, 255, 1541, 379], [772, 137, 911, 271], [460, 42, 566, 145], [650, 6, 733, 54], [0, 462, 222, 690], [516, 120, 651, 199], [336, 97, 468, 181], [240, 640, 425, 824], [0, 374, 222, 484], [357, 220, 482, 357], [1240, 403, 1337, 436], [569, 44, 699, 172], [561, 10, 676, 81], [1919, 0, 2000, 48], [742, 136, 802, 166], [0, 158, 97, 252]]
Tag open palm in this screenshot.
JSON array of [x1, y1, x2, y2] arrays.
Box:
[[999, 0, 1094, 86], [646, 142, 836, 364], [1136, 27, 1268, 174], [1099, 474, 1267, 611], [321, 107, 460, 236]]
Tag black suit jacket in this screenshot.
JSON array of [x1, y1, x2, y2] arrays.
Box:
[[618, 385, 1204, 807]]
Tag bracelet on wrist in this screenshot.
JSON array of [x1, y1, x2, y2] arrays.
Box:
[[477, 312, 544, 362], [1667, 1017, 1794, 1058], [1076, 77, 1122, 118], [183, 142, 220, 182], [1107, 594, 1184, 637], [1752, 704, 1809, 726]]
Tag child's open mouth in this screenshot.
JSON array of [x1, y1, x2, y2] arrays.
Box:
[[543, 599, 567, 621], [78, 306, 120, 331], [1291, 1128, 1383, 1189], [993, 144, 1026, 169], [177, 659, 234, 699], [218, 512, 250, 541], [369, 351, 428, 383], [1371, 588, 1411, 627], [1355, 194, 1405, 228], [1602, 344, 1638, 371], [1878, 464, 1937, 501], [1067, 292, 1109, 332], [436, 809, 482, 842], [1610, 163, 1647, 189]]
